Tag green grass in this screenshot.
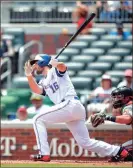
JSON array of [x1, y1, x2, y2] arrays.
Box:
[[1, 163, 133, 168]]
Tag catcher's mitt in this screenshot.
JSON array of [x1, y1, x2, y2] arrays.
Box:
[[91, 113, 106, 127]]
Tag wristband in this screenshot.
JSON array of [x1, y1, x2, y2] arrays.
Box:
[[105, 116, 116, 122]]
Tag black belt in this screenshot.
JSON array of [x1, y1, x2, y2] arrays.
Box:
[[61, 96, 79, 102]]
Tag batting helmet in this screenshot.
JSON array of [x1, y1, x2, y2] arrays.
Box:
[[30, 54, 51, 67], [111, 86, 133, 109]]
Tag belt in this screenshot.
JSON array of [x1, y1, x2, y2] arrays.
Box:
[[61, 96, 79, 102]]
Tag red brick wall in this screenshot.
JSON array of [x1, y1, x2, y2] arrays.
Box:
[[1, 127, 132, 160], [25, 34, 70, 55]]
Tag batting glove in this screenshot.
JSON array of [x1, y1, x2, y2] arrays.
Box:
[[24, 60, 33, 76], [49, 57, 58, 67]]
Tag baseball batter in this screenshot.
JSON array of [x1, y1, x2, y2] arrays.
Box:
[[24, 54, 129, 162]]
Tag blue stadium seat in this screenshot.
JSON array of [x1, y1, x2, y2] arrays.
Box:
[[56, 48, 80, 57], [77, 70, 102, 78], [68, 70, 76, 77], [71, 55, 95, 63], [89, 28, 107, 36], [106, 70, 124, 78], [117, 41, 132, 49], [86, 62, 112, 72], [107, 48, 131, 56], [113, 62, 132, 70], [65, 62, 85, 71], [82, 48, 105, 57], [97, 55, 121, 63], [90, 41, 114, 50], [123, 55, 132, 62], [127, 35, 132, 41], [12, 76, 29, 88], [76, 35, 98, 42], [69, 41, 88, 50], [101, 35, 122, 42], [58, 55, 69, 62], [71, 77, 93, 90]]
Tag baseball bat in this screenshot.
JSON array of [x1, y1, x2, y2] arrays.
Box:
[[55, 12, 96, 59]]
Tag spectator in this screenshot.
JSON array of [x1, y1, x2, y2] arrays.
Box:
[[86, 74, 115, 118], [1, 38, 15, 57], [99, 1, 121, 22], [72, 1, 93, 34], [27, 93, 50, 116], [13, 106, 28, 121], [1, 39, 8, 55], [109, 20, 131, 40], [122, 1, 132, 20], [117, 69, 132, 89], [0, 48, 3, 58]]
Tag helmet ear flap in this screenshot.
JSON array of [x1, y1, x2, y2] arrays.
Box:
[[37, 60, 46, 67]]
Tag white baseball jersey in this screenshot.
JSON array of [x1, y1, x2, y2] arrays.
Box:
[[38, 68, 77, 104], [33, 67, 120, 157]]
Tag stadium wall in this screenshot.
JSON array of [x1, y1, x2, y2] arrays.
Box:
[[1, 23, 132, 54], [1, 121, 131, 160]]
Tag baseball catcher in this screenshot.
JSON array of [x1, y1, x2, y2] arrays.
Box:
[[91, 86, 133, 162]]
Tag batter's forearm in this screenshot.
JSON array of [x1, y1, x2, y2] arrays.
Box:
[[27, 75, 43, 94]]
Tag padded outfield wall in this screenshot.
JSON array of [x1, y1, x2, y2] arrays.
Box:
[[1, 121, 132, 160]]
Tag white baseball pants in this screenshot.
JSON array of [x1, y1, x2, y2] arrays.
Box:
[[33, 98, 120, 157]]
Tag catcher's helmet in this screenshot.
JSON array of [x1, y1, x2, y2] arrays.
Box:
[[111, 86, 133, 109]]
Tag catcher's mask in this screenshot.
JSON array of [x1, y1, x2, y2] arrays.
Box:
[[111, 86, 133, 109]]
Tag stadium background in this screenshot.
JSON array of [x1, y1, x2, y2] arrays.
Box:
[[1, 0, 132, 161]]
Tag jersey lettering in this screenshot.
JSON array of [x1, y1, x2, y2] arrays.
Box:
[[50, 82, 59, 93]]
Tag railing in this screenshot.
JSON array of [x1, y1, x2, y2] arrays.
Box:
[[1, 1, 132, 23], [1, 57, 12, 88], [18, 40, 43, 76]]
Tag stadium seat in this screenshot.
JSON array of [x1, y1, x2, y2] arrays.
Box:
[[12, 76, 29, 88], [77, 70, 102, 78], [76, 35, 98, 42], [58, 55, 69, 62], [68, 70, 76, 77], [97, 55, 121, 63], [101, 35, 122, 42], [76, 89, 92, 98], [65, 62, 85, 71], [1, 96, 19, 118], [123, 55, 132, 62], [113, 62, 132, 70], [4, 28, 25, 46], [127, 35, 132, 41], [1, 104, 6, 119], [69, 41, 88, 50], [82, 48, 105, 56], [107, 48, 131, 56], [117, 41, 132, 49], [89, 28, 107, 36], [90, 41, 114, 50], [86, 62, 112, 72], [71, 55, 95, 63], [56, 48, 80, 57], [106, 70, 124, 79], [71, 77, 93, 90], [7, 89, 32, 106]]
